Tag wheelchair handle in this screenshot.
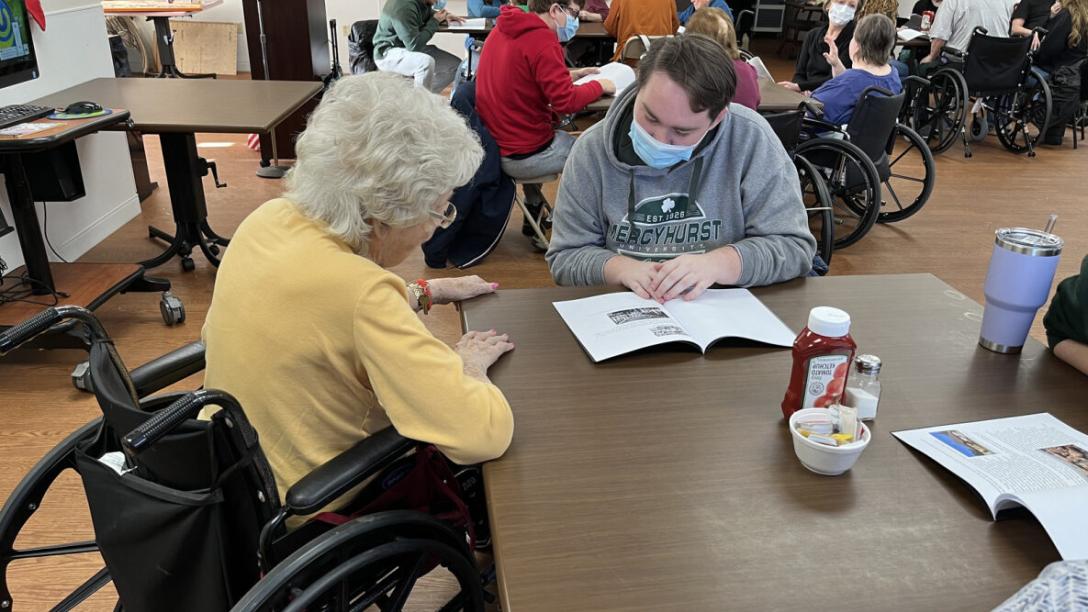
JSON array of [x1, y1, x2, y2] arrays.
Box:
[[902, 75, 932, 88], [0, 305, 109, 356], [123, 389, 242, 454]]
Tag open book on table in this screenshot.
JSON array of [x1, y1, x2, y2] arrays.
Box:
[[444, 17, 488, 29], [574, 62, 637, 97], [893, 413, 1088, 560], [552, 288, 796, 363]]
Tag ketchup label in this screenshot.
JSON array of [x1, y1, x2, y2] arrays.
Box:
[[802, 355, 850, 408]]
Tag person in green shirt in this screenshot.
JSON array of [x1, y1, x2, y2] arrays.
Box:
[[373, 0, 464, 93], [1044, 255, 1088, 376]]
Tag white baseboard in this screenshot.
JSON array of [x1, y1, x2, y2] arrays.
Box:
[[46, 193, 141, 262]]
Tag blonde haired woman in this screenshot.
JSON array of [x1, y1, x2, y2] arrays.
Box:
[[683, 7, 762, 109], [201, 72, 515, 510]]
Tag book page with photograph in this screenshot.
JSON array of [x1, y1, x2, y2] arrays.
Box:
[[894, 413, 1088, 559], [660, 289, 796, 351], [552, 292, 698, 362]]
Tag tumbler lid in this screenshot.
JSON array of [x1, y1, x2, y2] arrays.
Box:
[[994, 228, 1063, 257]]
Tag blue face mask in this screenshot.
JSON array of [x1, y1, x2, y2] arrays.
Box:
[[629, 116, 702, 169], [434, 0, 447, 10], [557, 12, 579, 42]]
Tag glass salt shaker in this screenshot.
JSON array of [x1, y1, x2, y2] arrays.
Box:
[[845, 355, 881, 421]]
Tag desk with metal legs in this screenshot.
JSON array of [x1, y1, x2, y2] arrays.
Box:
[[34, 78, 322, 270]]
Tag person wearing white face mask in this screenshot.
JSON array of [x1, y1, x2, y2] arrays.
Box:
[[476, 0, 615, 249], [779, 0, 859, 93], [547, 35, 816, 300]]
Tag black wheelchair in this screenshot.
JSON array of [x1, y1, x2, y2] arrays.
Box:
[[907, 27, 1052, 157], [782, 85, 936, 249], [0, 307, 487, 611], [763, 108, 835, 267]]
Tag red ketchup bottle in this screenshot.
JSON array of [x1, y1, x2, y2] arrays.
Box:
[[781, 307, 857, 419]]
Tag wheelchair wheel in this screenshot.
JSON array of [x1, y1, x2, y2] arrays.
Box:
[[878, 124, 936, 224], [910, 68, 968, 154], [234, 511, 485, 612], [969, 111, 989, 142], [992, 69, 1052, 156], [795, 155, 833, 268], [795, 138, 882, 249]]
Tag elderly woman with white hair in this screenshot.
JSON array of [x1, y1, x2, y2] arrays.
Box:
[[201, 72, 515, 511]]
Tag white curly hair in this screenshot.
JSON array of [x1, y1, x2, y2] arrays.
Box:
[[284, 72, 483, 252]]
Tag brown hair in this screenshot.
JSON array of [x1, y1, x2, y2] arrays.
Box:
[[684, 7, 740, 59], [528, 0, 582, 14], [636, 34, 737, 117], [851, 14, 895, 66]]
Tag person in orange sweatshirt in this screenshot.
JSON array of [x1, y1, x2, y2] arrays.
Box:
[[604, 0, 681, 62]]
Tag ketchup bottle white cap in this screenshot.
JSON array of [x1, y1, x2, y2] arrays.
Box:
[[808, 307, 851, 338]]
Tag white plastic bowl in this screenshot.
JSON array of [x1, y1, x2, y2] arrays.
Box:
[[789, 408, 871, 476]]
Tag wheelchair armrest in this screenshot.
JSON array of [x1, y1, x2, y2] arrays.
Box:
[[284, 427, 418, 516], [802, 116, 846, 135], [800, 98, 824, 118], [129, 341, 205, 397], [943, 47, 966, 59], [1031, 26, 1049, 38], [902, 75, 932, 88]]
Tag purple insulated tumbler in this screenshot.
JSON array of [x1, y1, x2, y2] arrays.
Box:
[[979, 227, 1063, 354]]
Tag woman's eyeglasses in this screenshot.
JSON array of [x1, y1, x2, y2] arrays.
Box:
[[429, 202, 458, 229]]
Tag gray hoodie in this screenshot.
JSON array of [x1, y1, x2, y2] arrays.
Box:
[[545, 85, 817, 287]]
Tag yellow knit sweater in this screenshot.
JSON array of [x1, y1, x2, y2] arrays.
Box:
[[201, 198, 514, 508]]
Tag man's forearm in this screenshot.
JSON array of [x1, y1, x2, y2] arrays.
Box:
[[1054, 339, 1088, 376], [925, 38, 946, 61]]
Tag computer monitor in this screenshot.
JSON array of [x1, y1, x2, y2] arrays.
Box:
[[0, 0, 39, 89]]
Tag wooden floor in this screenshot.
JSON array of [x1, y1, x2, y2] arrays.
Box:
[[1, 48, 1085, 609]]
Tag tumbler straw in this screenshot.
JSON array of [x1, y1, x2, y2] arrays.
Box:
[[1044, 214, 1058, 236]]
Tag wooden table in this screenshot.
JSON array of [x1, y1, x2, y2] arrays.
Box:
[[584, 78, 811, 114], [439, 20, 610, 38], [0, 110, 174, 341], [102, 0, 225, 78], [460, 274, 1087, 611], [34, 78, 321, 271]]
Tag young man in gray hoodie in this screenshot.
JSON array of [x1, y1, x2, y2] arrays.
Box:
[[546, 35, 816, 302]]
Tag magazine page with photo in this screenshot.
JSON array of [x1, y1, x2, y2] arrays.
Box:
[[894, 413, 1088, 560], [552, 289, 796, 363], [552, 292, 701, 363]]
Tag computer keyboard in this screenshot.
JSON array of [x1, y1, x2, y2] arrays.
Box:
[[0, 104, 55, 131]]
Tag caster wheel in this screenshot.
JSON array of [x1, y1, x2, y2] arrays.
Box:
[[181, 257, 196, 272], [969, 114, 988, 142], [160, 291, 186, 326], [209, 244, 220, 256], [71, 361, 93, 393]]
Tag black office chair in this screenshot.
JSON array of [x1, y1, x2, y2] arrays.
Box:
[[763, 107, 834, 268], [908, 27, 1051, 157], [0, 307, 486, 612], [347, 20, 380, 75]]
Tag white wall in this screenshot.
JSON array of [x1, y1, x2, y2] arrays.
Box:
[[0, 0, 139, 271]]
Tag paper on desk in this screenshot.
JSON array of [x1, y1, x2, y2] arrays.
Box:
[[898, 28, 926, 41], [445, 18, 487, 29], [747, 56, 774, 81], [575, 62, 636, 96], [0, 122, 60, 136]]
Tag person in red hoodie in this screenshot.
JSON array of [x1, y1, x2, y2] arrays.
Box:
[[476, 0, 616, 248]]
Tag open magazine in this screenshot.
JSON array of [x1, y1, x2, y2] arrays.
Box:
[[552, 289, 796, 363], [893, 413, 1088, 560], [574, 62, 637, 97]]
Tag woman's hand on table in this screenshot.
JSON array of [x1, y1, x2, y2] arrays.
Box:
[[778, 81, 802, 93], [429, 275, 499, 305], [457, 330, 515, 380]]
